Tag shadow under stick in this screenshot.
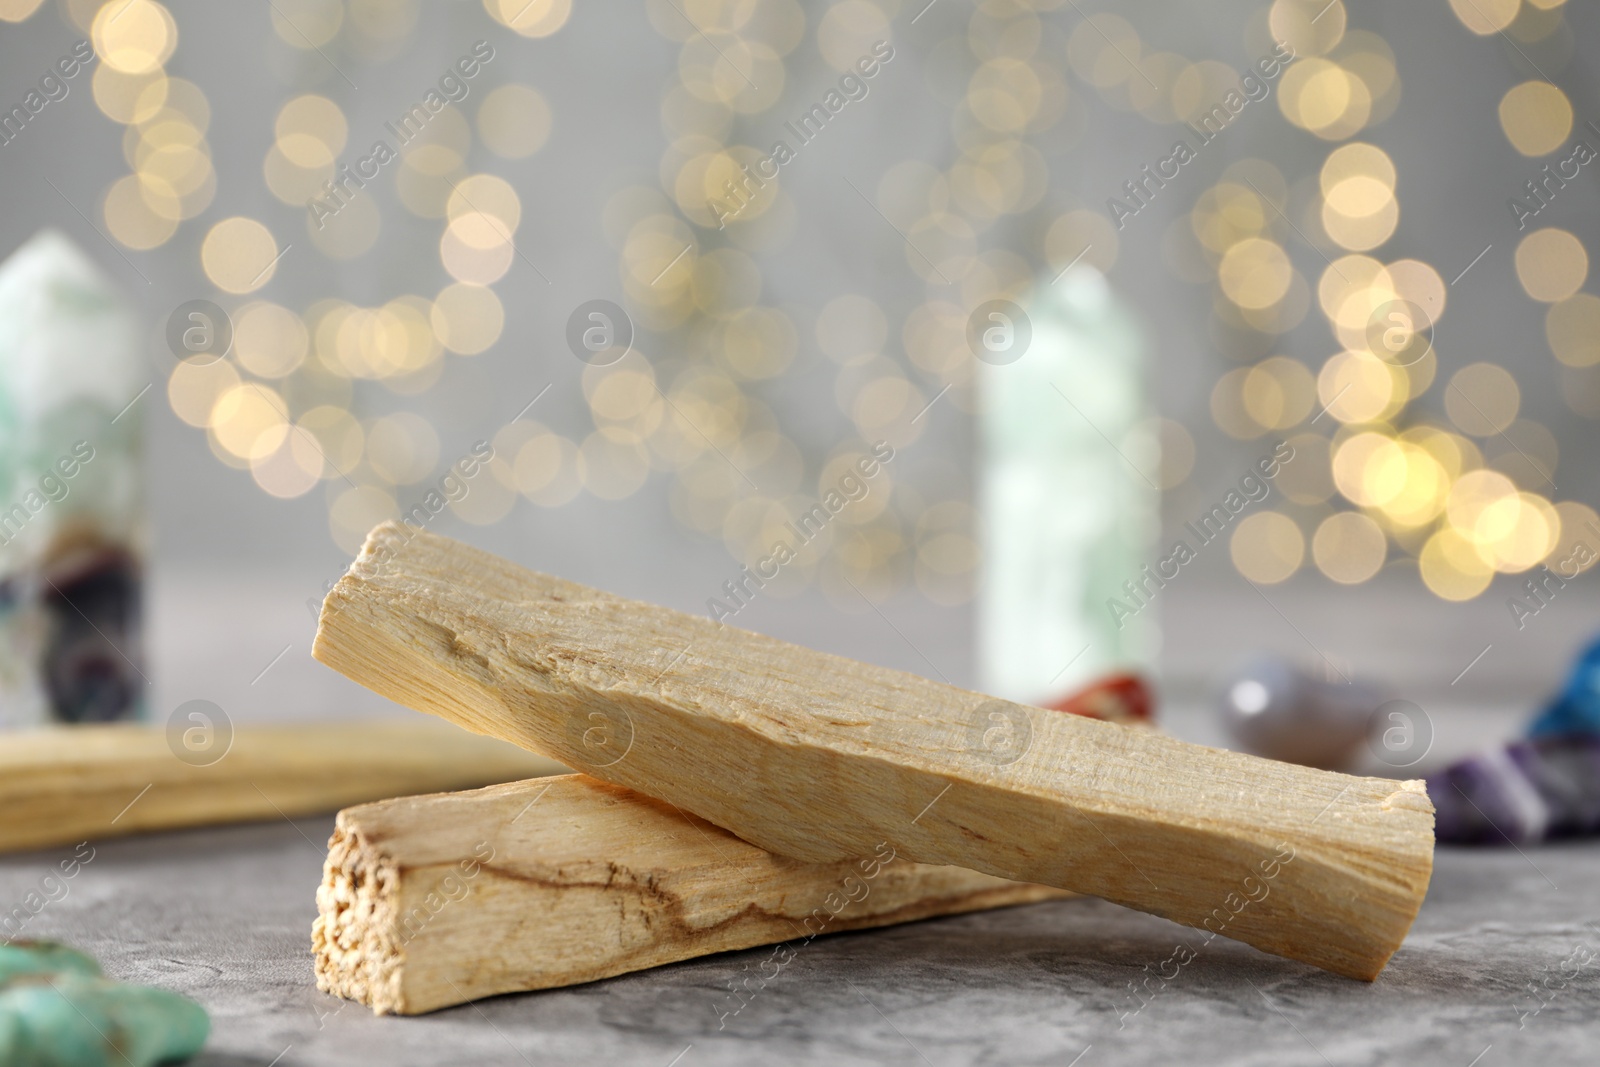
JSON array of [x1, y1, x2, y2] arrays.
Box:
[[313, 522, 1436, 982]]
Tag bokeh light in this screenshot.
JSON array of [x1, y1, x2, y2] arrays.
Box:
[[201, 217, 281, 294], [1498, 81, 1573, 156], [1449, 0, 1519, 35], [1313, 512, 1387, 584], [484, 0, 570, 38], [44, 0, 1571, 608], [1444, 363, 1520, 437], [1515, 228, 1587, 302], [0, 0, 45, 20], [1545, 294, 1600, 367], [92, 0, 176, 75], [1230, 511, 1306, 584], [477, 84, 552, 158]]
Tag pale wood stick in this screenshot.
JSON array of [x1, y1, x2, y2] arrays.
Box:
[[0, 720, 566, 853], [313, 773, 1072, 1015], [314, 524, 1436, 981]]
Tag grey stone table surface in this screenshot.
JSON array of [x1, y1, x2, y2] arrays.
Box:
[[8, 571, 1593, 1064], [2, 817, 1597, 1067]]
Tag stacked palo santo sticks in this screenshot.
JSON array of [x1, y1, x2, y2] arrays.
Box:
[[310, 523, 1436, 1015]]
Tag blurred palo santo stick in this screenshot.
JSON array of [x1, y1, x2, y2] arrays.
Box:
[[314, 523, 1436, 981], [0, 719, 565, 854], [313, 774, 1071, 1014]]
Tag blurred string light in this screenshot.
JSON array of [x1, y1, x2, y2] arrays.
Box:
[[624, 0, 1124, 610], [84, 0, 215, 251], [29, 0, 1594, 601], [44, 0, 570, 550], [1067, 0, 1590, 601], [626, 0, 917, 611]]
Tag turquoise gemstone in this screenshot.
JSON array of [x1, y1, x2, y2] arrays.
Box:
[[0, 941, 208, 1066]]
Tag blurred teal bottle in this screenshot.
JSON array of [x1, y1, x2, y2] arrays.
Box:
[[977, 267, 1157, 705]]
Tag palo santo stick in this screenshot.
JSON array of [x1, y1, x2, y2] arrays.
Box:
[[314, 524, 1435, 981], [313, 773, 1071, 1014], [0, 719, 565, 854]]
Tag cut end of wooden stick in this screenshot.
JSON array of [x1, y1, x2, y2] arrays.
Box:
[[314, 523, 1435, 983], [313, 815, 406, 1014]]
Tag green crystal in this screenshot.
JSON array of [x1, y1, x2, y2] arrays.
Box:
[[0, 942, 99, 984], [0, 230, 146, 727], [0, 941, 208, 1067], [978, 268, 1158, 703]]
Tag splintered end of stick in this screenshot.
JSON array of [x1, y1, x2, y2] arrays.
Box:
[[313, 813, 406, 1015]]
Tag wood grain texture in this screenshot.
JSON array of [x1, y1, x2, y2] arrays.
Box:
[[312, 773, 1071, 1014], [314, 523, 1436, 980], [0, 720, 566, 853]]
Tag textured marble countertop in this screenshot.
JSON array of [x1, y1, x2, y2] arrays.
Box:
[[3, 816, 1596, 1067]]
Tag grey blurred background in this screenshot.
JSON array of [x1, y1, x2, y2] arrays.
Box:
[[1, 0, 1595, 768]]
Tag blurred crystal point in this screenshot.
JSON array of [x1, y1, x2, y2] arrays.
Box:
[[978, 267, 1157, 705], [0, 229, 146, 727]]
